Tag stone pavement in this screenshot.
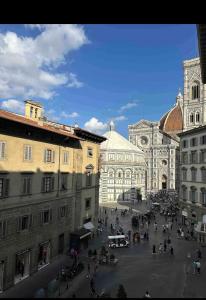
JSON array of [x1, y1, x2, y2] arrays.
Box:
[[59, 202, 206, 298]]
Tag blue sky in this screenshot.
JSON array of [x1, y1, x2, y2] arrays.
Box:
[[0, 24, 198, 137]]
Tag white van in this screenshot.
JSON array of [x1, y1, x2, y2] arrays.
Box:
[[108, 235, 129, 248]]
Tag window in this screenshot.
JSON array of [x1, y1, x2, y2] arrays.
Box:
[[42, 176, 55, 193], [44, 149, 55, 163], [190, 151, 197, 163], [182, 186, 187, 201], [126, 171, 131, 178], [118, 172, 122, 178], [190, 113, 194, 123], [0, 220, 7, 239], [30, 106, 33, 118], [61, 173, 68, 190], [22, 176, 32, 195], [182, 152, 188, 164], [196, 112, 200, 123], [182, 140, 188, 148], [59, 206, 67, 218], [190, 138, 197, 147], [0, 142, 6, 159], [200, 150, 206, 163], [192, 83, 200, 100], [191, 168, 197, 182], [87, 147, 93, 158], [35, 108, 38, 118], [63, 151, 69, 164], [17, 215, 32, 232], [85, 165, 93, 187], [85, 198, 91, 210], [23, 145, 32, 161], [40, 209, 52, 225], [182, 168, 187, 181], [0, 177, 9, 198], [201, 189, 206, 207], [201, 168, 206, 183], [190, 187, 197, 203], [200, 136, 206, 145]]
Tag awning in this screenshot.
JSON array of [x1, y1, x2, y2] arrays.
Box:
[[182, 211, 188, 217], [83, 222, 94, 230]]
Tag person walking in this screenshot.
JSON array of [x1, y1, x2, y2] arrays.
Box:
[[152, 244, 156, 254], [87, 263, 91, 278], [164, 242, 167, 252], [193, 260, 197, 274], [170, 246, 174, 255], [196, 260, 201, 274], [143, 291, 151, 298], [197, 249, 202, 259]]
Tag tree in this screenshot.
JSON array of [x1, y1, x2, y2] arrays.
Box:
[[116, 284, 127, 298]]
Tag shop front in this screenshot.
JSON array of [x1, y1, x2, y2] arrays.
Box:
[[69, 228, 91, 253], [0, 261, 4, 292], [14, 249, 31, 284], [38, 241, 51, 270]]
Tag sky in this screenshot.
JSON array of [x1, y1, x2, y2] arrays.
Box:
[[0, 24, 198, 138]]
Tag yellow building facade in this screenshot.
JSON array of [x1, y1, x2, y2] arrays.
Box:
[[0, 100, 106, 291]]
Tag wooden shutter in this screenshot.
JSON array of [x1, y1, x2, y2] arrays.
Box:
[[29, 146, 32, 160], [28, 178, 32, 194], [52, 151, 55, 163], [200, 151, 203, 163], [44, 149, 47, 162], [40, 212, 43, 225]]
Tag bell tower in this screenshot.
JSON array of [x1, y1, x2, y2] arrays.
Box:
[[183, 57, 206, 131], [24, 100, 43, 121]]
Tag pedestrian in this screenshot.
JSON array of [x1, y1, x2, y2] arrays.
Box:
[[159, 243, 163, 254], [170, 246, 174, 255], [144, 290, 151, 298], [164, 243, 167, 252], [128, 230, 131, 240], [196, 260, 201, 274], [193, 260, 197, 274], [152, 244, 156, 254]]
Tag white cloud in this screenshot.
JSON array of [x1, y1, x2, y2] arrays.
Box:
[[60, 111, 79, 118], [112, 115, 127, 122], [1, 99, 24, 114], [84, 117, 107, 135], [118, 101, 138, 113], [0, 24, 88, 100], [67, 73, 84, 88]]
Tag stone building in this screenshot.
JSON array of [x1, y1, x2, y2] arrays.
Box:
[[0, 100, 105, 291], [99, 121, 146, 203], [129, 57, 206, 195], [178, 126, 206, 243]]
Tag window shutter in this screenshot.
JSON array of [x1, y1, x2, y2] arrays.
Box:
[[51, 177, 55, 191], [52, 151, 55, 163], [49, 209, 52, 222], [41, 177, 45, 192], [200, 151, 203, 163], [16, 217, 21, 232], [29, 146, 32, 160], [0, 142, 5, 159], [40, 212, 43, 225], [44, 149, 47, 162], [4, 179, 9, 197], [28, 178, 31, 194]]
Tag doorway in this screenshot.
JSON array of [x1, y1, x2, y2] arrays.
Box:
[[58, 234, 64, 254], [15, 250, 30, 284], [162, 175, 167, 189], [38, 242, 51, 270]]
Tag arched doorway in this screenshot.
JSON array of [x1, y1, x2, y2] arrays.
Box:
[[162, 175, 167, 189]]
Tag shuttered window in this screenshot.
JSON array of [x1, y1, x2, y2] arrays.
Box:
[[16, 215, 32, 232], [0, 220, 7, 239], [0, 142, 6, 159], [0, 178, 9, 198], [42, 176, 55, 192], [22, 177, 32, 195], [44, 149, 55, 163], [23, 145, 32, 161]]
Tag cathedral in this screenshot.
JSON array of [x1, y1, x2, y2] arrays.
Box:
[[128, 57, 206, 195], [99, 57, 206, 203]]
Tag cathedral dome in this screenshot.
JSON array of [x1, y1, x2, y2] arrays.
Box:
[[101, 122, 144, 155], [159, 103, 183, 134]]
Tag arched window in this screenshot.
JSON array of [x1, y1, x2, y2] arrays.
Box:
[[201, 188, 206, 206], [181, 185, 187, 201], [192, 82, 200, 100], [85, 164, 94, 187], [190, 113, 194, 124], [190, 186, 197, 203], [195, 112, 200, 123], [125, 170, 131, 178]]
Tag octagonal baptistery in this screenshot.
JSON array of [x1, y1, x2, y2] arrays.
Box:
[[99, 121, 146, 203]]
